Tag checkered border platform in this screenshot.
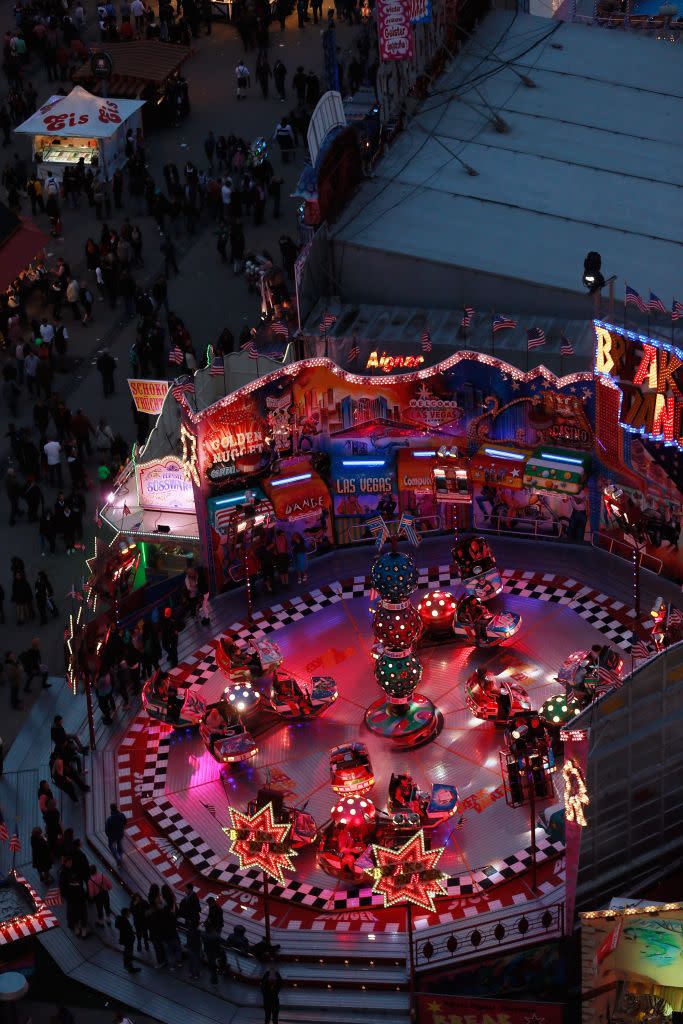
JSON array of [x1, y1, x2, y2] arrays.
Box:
[[167, 569, 638, 690], [130, 565, 642, 910]]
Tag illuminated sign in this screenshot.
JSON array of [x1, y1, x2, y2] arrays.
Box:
[[128, 378, 169, 415], [595, 320, 683, 447], [137, 458, 195, 513], [563, 758, 589, 826], [365, 351, 425, 374], [284, 495, 325, 519]]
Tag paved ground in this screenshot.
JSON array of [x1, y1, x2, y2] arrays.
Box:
[[0, 9, 364, 748]]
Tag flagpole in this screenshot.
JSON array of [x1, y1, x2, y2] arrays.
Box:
[[490, 316, 494, 358], [647, 289, 651, 338]]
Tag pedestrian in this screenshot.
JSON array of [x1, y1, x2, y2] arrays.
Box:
[[105, 803, 127, 864], [160, 904, 183, 969], [235, 60, 250, 99], [96, 348, 117, 397], [25, 477, 43, 523], [60, 856, 88, 938], [184, 566, 200, 616], [20, 638, 51, 691], [186, 922, 202, 979], [273, 59, 287, 101], [268, 175, 283, 219], [291, 532, 308, 583], [88, 864, 113, 926], [38, 779, 54, 819], [178, 883, 201, 929], [5, 467, 23, 526], [261, 963, 283, 1024], [274, 529, 290, 586], [115, 907, 140, 973], [130, 892, 150, 952], [205, 896, 223, 935], [202, 921, 222, 984], [204, 130, 215, 170], [274, 118, 295, 162], [44, 797, 62, 854], [65, 278, 82, 321], [160, 607, 179, 667], [39, 507, 57, 556], [293, 65, 306, 105], [255, 54, 271, 98], [11, 572, 34, 624], [31, 826, 54, 884]]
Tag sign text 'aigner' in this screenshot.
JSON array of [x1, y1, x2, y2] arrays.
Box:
[[594, 322, 683, 445]]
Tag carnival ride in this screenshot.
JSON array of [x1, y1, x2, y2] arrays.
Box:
[[142, 669, 207, 728], [246, 786, 317, 849], [452, 594, 522, 647], [451, 535, 503, 600], [556, 644, 624, 700], [199, 701, 258, 763], [464, 667, 531, 722], [269, 670, 338, 718]]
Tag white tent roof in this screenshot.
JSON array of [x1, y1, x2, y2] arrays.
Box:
[[333, 12, 683, 302], [15, 85, 144, 139]]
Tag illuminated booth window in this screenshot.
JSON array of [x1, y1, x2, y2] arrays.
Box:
[[523, 446, 591, 495], [470, 445, 533, 490], [261, 462, 331, 523]]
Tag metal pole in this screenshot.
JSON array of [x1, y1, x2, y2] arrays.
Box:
[[527, 754, 538, 893], [85, 675, 97, 751], [633, 545, 641, 617], [406, 902, 417, 1023], [262, 870, 271, 947]]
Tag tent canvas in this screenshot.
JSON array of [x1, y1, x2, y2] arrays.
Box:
[[14, 85, 144, 139]]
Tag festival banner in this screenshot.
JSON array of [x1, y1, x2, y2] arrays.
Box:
[[377, 0, 414, 61], [416, 994, 564, 1024], [128, 379, 169, 416]]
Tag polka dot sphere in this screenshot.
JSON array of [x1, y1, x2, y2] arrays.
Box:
[[417, 590, 457, 630], [375, 651, 423, 701], [373, 602, 422, 650], [370, 551, 419, 601]]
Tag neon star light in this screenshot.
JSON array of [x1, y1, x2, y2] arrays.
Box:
[[225, 803, 297, 884], [370, 830, 447, 912], [563, 759, 589, 827]]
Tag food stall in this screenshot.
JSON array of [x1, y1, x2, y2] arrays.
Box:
[[14, 86, 145, 182]]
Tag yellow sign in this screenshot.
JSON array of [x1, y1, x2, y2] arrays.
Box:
[[128, 379, 170, 416], [366, 351, 425, 374]]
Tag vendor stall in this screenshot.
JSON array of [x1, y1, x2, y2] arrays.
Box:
[[14, 86, 145, 182], [261, 459, 333, 550]]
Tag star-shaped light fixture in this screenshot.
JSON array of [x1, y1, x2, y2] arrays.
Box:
[[225, 803, 296, 885], [370, 830, 447, 912]]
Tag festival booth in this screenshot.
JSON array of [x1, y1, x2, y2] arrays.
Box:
[[14, 86, 145, 182], [261, 459, 333, 551]]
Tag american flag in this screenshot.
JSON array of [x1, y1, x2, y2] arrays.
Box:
[[421, 327, 432, 353], [649, 291, 667, 315], [527, 327, 546, 350], [9, 825, 20, 853], [598, 665, 622, 690], [0, 814, 8, 843], [492, 314, 517, 333], [625, 285, 646, 312], [241, 341, 259, 360], [168, 345, 185, 365], [172, 381, 195, 401], [631, 638, 654, 660], [209, 356, 224, 376], [319, 312, 337, 333], [673, 299, 683, 322], [461, 306, 475, 328], [668, 606, 683, 627], [560, 333, 575, 356], [122, 503, 131, 517], [271, 320, 290, 339], [348, 342, 360, 362]]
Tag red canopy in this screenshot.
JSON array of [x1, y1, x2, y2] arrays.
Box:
[[0, 217, 50, 293]]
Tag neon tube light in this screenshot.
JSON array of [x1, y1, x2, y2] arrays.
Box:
[[412, 451, 436, 458], [537, 452, 584, 466], [270, 473, 312, 486], [483, 448, 526, 461], [341, 460, 386, 467], [214, 494, 249, 507]]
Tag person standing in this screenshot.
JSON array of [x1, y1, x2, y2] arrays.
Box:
[[273, 59, 287, 101], [5, 468, 23, 526], [255, 54, 271, 99], [105, 803, 127, 865], [235, 60, 250, 100], [31, 826, 54, 884], [115, 907, 140, 973], [60, 856, 88, 938], [261, 964, 283, 1024], [96, 349, 117, 398], [160, 607, 179, 667], [130, 892, 150, 953], [291, 532, 308, 584], [88, 864, 113, 927]]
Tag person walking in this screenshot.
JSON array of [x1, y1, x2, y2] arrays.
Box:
[[35, 572, 57, 624], [105, 803, 127, 865], [21, 638, 51, 690], [88, 864, 113, 927], [160, 608, 179, 667], [39, 508, 57, 556], [115, 907, 140, 973], [5, 468, 23, 526], [130, 892, 150, 953], [11, 572, 34, 625], [255, 54, 271, 99], [261, 964, 283, 1024]]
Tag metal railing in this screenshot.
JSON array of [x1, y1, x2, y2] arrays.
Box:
[[413, 902, 564, 971], [591, 531, 663, 575], [348, 513, 443, 544], [474, 512, 566, 541]]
